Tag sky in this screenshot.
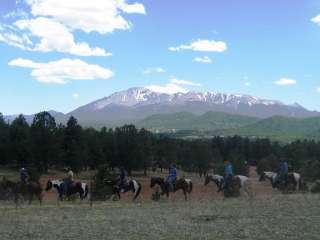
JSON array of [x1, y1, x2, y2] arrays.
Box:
[[1, 0, 320, 115]]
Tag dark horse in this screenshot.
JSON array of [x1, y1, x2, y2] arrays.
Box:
[[45, 179, 89, 201], [1, 177, 43, 206], [150, 177, 193, 200], [104, 179, 142, 201]]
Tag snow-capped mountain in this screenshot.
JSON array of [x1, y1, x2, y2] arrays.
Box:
[[89, 87, 275, 110], [80, 87, 286, 111], [65, 87, 319, 126], [4, 87, 319, 127]]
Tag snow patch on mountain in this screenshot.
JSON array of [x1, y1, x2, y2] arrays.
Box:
[[88, 87, 289, 111]]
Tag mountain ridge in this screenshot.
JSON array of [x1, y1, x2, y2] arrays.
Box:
[[3, 87, 320, 132]]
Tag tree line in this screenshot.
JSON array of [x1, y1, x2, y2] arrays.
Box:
[[0, 111, 320, 181]]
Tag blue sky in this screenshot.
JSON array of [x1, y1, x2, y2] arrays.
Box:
[[1, 0, 320, 115]]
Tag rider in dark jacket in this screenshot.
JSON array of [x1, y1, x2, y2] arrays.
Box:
[[118, 167, 128, 192], [19, 168, 29, 184], [63, 168, 74, 195]]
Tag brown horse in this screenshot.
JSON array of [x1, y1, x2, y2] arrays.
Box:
[[1, 177, 43, 206], [150, 177, 192, 200]]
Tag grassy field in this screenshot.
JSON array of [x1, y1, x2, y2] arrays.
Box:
[[1, 194, 320, 240]]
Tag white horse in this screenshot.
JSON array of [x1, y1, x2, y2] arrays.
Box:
[[205, 174, 251, 196], [45, 179, 89, 201], [259, 171, 278, 187], [259, 171, 303, 191]]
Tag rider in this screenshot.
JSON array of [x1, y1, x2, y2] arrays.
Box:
[[19, 167, 29, 184], [166, 164, 178, 192], [223, 159, 233, 191], [118, 166, 128, 192], [63, 168, 74, 194], [276, 160, 289, 186]]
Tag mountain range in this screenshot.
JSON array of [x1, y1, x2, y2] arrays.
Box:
[[4, 87, 320, 141]]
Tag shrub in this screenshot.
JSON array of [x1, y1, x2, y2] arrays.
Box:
[[311, 180, 320, 193], [90, 165, 117, 201]]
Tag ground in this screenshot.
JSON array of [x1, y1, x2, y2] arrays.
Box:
[[1, 195, 320, 240], [1, 168, 320, 239]]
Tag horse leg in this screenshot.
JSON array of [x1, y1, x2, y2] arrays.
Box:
[[133, 184, 141, 201], [28, 193, 33, 205], [38, 193, 42, 206], [111, 188, 120, 201], [183, 189, 187, 201], [117, 190, 121, 200], [14, 191, 19, 209]]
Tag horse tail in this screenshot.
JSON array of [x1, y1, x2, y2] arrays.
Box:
[[133, 181, 142, 201], [188, 181, 193, 193], [83, 184, 89, 199]]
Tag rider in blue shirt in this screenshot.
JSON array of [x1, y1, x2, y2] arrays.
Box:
[[277, 160, 289, 185], [166, 164, 178, 191], [223, 159, 233, 190]]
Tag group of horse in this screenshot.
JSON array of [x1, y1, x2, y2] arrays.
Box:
[[0, 170, 307, 206], [204, 171, 306, 196]]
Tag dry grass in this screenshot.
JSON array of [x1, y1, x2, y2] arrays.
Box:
[[1, 194, 320, 240]]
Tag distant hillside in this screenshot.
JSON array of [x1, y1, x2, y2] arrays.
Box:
[[216, 116, 320, 141], [136, 111, 259, 132]]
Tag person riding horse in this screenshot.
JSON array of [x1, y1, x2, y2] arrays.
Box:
[[19, 167, 29, 184], [118, 167, 128, 193], [165, 164, 178, 192], [62, 168, 74, 195], [223, 159, 233, 191], [275, 160, 288, 187]]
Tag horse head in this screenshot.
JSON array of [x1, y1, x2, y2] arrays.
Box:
[[259, 172, 266, 181], [45, 180, 53, 191], [150, 177, 163, 188], [204, 175, 211, 185], [104, 179, 117, 186]]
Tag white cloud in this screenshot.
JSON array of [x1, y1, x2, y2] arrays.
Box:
[[170, 77, 201, 86], [244, 82, 251, 86], [0, 0, 145, 56], [316, 87, 320, 93], [146, 76, 201, 94], [169, 39, 227, 52], [0, 23, 33, 50], [274, 78, 297, 86], [117, 0, 146, 14], [143, 67, 165, 74], [72, 93, 80, 99], [311, 14, 320, 25], [193, 56, 212, 63], [147, 83, 188, 94], [3, 9, 29, 19], [15, 17, 111, 56], [26, 0, 145, 34], [9, 58, 114, 84], [0, 32, 32, 50]]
